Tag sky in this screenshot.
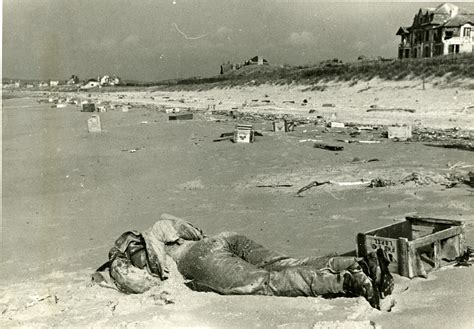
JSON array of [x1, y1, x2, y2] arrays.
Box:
[[3, 0, 474, 82]]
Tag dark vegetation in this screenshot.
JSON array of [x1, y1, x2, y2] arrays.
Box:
[[7, 54, 472, 93], [138, 53, 474, 91]]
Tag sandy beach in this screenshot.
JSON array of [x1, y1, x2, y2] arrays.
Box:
[[2, 82, 474, 328]]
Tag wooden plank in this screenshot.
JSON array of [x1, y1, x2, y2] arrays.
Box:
[[433, 240, 441, 269], [410, 226, 464, 249], [356, 233, 367, 258], [406, 216, 464, 227], [398, 238, 409, 277]]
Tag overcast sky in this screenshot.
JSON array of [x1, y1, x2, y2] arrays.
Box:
[[3, 0, 474, 81]]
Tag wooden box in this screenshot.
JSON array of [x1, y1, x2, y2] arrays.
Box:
[[169, 113, 193, 121], [357, 216, 465, 278], [388, 126, 412, 140], [273, 121, 286, 132], [81, 103, 96, 112], [273, 120, 295, 132], [234, 124, 255, 143]]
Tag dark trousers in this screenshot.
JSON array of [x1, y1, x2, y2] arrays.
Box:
[[177, 232, 348, 297]]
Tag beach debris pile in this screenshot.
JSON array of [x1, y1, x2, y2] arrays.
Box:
[[411, 127, 473, 142], [454, 246, 473, 267]]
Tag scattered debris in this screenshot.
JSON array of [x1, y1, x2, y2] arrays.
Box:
[[399, 172, 437, 185], [297, 180, 368, 195], [121, 147, 141, 153], [322, 103, 336, 108], [367, 106, 416, 113], [56, 104, 67, 108], [87, 115, 102, 133], [338, 139, 379, 144], [454, 246, 473, 267], [412, 127, 473, 142], [299, 139, 322, 143], [358, 140, 381, 144], [357, 126, 374, 131], [369, 178, 396, 188], [297, 180, 331, 195], [352, 157, 380, 164], [388, 126, 412, 140], [256, 184, 293, 188], [329, 122, 345, 128], [308, 109, 316, 113], [314, 143, 344, 151]]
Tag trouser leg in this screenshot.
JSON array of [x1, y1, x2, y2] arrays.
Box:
[[177, 232, 346, 296], [220, 232, 336, 271]]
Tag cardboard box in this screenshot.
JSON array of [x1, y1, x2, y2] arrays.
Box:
[[234, 124, 255, 143], [388, 126, 412, 140], [87, 115, 102, 133], [357, 216, 465, 278]]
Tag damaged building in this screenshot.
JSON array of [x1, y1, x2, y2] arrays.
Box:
[[396, 2, 474, 59], [220, 55, 269, 74]]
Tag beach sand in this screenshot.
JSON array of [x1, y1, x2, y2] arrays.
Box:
[[2, 81, 473, 328]]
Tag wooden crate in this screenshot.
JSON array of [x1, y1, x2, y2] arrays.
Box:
[[273, 120, 295, 132], [169, 113, 193, 121], [234, 124, 255, 143], [87, 114, 102, 133], [357, 216, 465, 278], [273, 121, 286, 132], [388, 126, 412, 140], [81, 103, 96, 112]]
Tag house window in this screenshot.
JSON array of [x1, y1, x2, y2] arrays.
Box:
[[449, 45, 460, 54], [463, 27, 471, 37], [445, 31, 454, 40]]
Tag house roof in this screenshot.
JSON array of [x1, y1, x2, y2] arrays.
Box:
[[249, 56, 268, 63], [396, 26, 410, 35], [443, 14, 474, 27], [402, 3, 474, 31]]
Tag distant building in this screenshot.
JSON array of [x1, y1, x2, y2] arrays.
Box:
[[38, 81, 49, 87], [397, 3, 474, 59], [50, 80, 59, 87], [80, 79, 100, 89], [246, 55, 268, 65], [14, 81, 21, 88], [220, 55, 269, 74], [67, 75, 80, 85], [99, 75, 121, 86]]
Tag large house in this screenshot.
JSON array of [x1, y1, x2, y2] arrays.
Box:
[[396, 3, 474, 59]]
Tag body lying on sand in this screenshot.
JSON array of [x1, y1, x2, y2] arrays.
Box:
[[94, 214, 394, 310]]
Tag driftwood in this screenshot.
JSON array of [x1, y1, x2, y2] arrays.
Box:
[[297, 180, 369, 195], [367, 107, 416, 113], [314, 143, 344, 151], [256, 184, 293, 188], [297, 181, 331, 194]]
